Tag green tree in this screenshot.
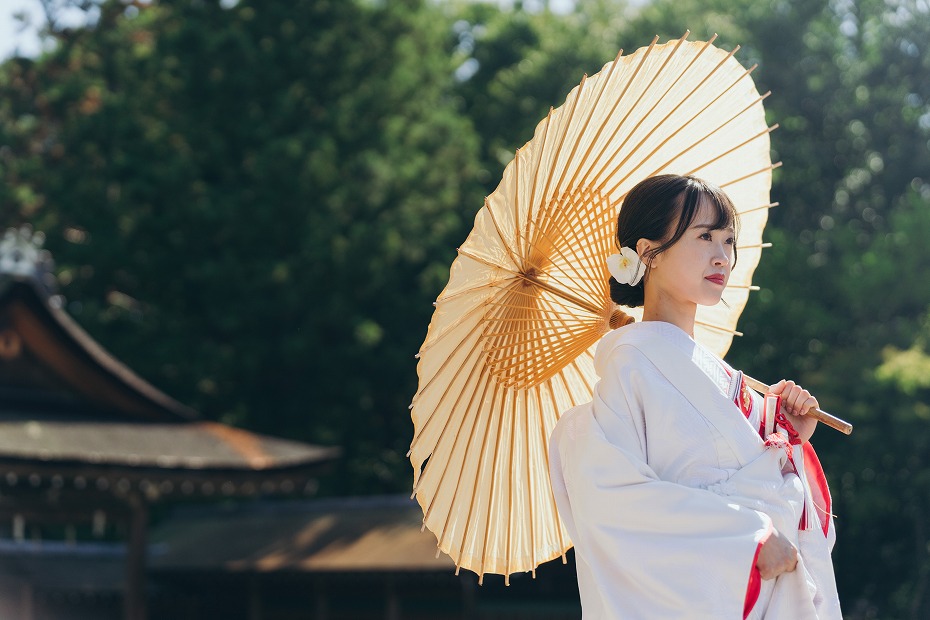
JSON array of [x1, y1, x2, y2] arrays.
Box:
[[0, 0, 481, 493]]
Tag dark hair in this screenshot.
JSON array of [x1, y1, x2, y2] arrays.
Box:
[[609, 174, 739, 308]]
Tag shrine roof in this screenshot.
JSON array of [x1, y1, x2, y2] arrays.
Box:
[[0, 410, 338, 472], [149, 496, 455, 573]]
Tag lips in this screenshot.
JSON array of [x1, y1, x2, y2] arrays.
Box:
[[705, 274, 725, 285]]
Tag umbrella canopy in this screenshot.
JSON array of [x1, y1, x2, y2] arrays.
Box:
[[409, 33, 777, 583]]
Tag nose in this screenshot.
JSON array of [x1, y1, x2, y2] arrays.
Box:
[[712, 244, 731, 267]]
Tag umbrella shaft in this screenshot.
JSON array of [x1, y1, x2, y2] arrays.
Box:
[[743, 375, 853, 435]]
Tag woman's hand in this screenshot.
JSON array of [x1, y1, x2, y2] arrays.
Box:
[[756, 527, 799, 580], [769, 379, 819, 443]]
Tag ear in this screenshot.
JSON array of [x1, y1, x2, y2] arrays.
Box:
[[635, 238, 658, 267]]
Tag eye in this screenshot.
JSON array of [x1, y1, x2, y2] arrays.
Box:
[[725, 237, 735, 245], [699, 232, 712, 241]]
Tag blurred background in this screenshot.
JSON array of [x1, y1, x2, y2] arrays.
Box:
[[0, 0, 928, 618]]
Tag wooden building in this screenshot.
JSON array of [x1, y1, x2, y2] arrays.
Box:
[[149, 495, 581, 620], [0, 226, 339, 619]]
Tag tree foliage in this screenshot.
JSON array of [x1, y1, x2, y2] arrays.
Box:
[[0, 0, 480, 493]]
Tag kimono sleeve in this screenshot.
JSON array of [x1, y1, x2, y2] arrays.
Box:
[[549, 348, 773, 619]]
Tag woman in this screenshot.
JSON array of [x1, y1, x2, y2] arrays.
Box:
[[548, 175, 841, 619]]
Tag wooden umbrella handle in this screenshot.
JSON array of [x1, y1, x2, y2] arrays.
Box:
[[743, 375, 853, 435]]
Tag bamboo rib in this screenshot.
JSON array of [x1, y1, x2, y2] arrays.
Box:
[[453, 380, 501, 576], [408, 346, 489, 492], [634, 91, 772, 189], [574, 37, 661, 191], [596, 38, 732, 190], [422, 365, 493, 528], [513, 149, 524, 260], [527, 107, 554, 228], [537, 381, 568, 561], [524, 393, 538, 578], [586, 34, 686, 192], [478, 355, 514, 583], [687, 125, 779, 181], [719, 161, 783, 189], [695, 320, 743, 336], [530, 77, 587, 249], [563, 47, 628, 192], [483, 195, 523, 270], [409, 335, 489, 472], [740, 201, 779, 215]]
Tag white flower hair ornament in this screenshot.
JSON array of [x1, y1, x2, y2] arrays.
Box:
[[606, 246, 646, 286]]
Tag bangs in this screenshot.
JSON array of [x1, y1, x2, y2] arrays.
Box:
[[647, 176, 741, 266], [670, 179, 740, 241]]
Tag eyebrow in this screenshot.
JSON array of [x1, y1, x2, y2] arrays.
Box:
[[690, 223, 736, 233]]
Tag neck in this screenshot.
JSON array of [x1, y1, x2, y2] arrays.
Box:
[[641, 286, 697, 338]]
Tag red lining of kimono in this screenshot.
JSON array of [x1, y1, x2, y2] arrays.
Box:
[[802, 443, 832, 537], [744, 523, 772, 619]]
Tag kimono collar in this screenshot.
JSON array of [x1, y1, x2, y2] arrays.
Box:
[[596, 321, 765, 466]]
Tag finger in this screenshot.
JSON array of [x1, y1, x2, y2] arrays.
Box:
[[769, 379, 788, 395], [787, 389, 810, 415], [798, 395, 819, 416]]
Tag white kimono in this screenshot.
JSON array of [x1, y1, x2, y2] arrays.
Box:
[[549, 322, 841, 619]]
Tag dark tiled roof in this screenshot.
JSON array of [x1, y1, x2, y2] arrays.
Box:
[[150, 496, 455, 572], [0, 411, 338, 471]]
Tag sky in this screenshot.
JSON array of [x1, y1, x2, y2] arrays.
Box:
[[0, 0, 582, 61], [0, 0, 46, 60], [0, 0, 620, 62]]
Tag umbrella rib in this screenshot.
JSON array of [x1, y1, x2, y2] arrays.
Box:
[[560, 47, 627, 191], [513, 149, 525, 260], [539, 189, 614, 294], [411, 311, 504, 452], [413, 309, 492, 402], [411, 341, 492, 495], [737, 242, 773, 250], [482, 301, 600, 325], [740, 201, 778, 215], [483, 196, 524, 271], [550, 60, 620, 198], [530, 76, 589, 250], [631, 91, 772, 189], [455, 376, 504, 576], [594, 37, 726, 194], [526, 107, 556, 235], [525, 384, 537, 578], [538, 73, 588, 209], [719, 161, 782, 189], [685, 124, 778, 180], [538, 381, 569, 560], [572, 34, 662, 191], [478, 385, 509, 584], [434, 368, 495, 561], [456, 247, 520, 275], [504, 392, 519, 585], [485, 282, 602, 308], [599, 50, 752, 194], [695, 319, 743, 336], [583, 33, 687, 191]]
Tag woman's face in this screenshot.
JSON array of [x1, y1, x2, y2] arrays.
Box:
[[642, 198, 735, 309]]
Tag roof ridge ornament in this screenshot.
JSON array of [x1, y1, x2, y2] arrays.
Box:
[[0, 225, 59, 295]]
